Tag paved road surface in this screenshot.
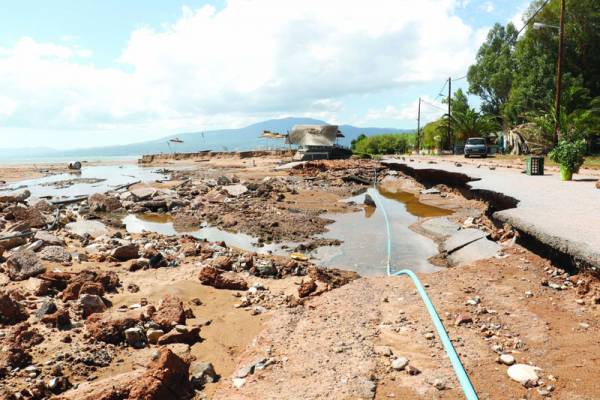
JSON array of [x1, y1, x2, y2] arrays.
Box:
[[383, 157, 600, 271]]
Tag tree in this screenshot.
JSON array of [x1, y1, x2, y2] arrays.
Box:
[[467, 23, 518, 125], [350, 134, 367, 151]]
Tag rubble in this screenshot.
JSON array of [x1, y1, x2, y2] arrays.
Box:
[[7, 250, 46, 280]]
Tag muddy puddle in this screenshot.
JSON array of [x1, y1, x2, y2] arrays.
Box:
[[124, 185, 452, 276], [123, 213, 298, 255], [310, 186, 452, 276], [2, 165, 171, 200]]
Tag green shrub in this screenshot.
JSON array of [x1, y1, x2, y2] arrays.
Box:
[[548, 139, 587, 172], [351, 133, 413, 155]]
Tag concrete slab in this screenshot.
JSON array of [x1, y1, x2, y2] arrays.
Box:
[[383, 158, 600, 271], [448, 238, 501, 267], [420, 217, 460, 240], [65, 220, 108, 238], [442, 228, 487, 254]]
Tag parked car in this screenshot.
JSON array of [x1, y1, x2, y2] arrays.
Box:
[[464, 137, 488, 158]]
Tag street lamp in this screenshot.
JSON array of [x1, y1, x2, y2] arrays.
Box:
[[533, 22, 559, 30]]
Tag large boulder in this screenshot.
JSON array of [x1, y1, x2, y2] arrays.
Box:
[[157, 325, 201, 345], [7, 250, 45, 281], [198, 266, 248, 290], [0, 292, 28, 325], [88, 193, 122, 212]]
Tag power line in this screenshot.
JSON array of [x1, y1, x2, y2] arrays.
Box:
[[421, 99, 446, 112], [433, 80, 448, 101], [452, 75, 467, 81], [516, 0, 551, 37]]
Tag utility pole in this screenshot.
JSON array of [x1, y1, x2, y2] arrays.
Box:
[[553, 0, 566, 144], [447, 77, 452, 152], [416, 97, 421, 154]]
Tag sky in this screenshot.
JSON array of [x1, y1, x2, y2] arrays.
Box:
[[0, 0, 530, 150]]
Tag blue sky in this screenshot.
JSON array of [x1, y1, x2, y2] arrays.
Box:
[[0, 0, 528, 149]]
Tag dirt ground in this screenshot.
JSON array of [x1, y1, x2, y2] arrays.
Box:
[[0, 154, 598, 400]]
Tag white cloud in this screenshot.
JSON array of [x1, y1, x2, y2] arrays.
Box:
[[481, 1, 495, 13], [0, 0, 486, 143], [510, 2, 530, 31], [359, 97, 446, 125]]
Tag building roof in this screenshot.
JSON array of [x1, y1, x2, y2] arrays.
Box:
[[288, 125, 339, 146]]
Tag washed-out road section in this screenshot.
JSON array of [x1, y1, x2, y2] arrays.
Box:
[[383, 158, 600, 272]]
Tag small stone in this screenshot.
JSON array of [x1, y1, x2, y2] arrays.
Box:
[[391, 357, 409, 371], [579, 322, 590, 329], [232, 378, 246, 388], [124, 327, 145, 348], [406, 365, 421, 375], [146, 328, 164, 344], [424, 332, 435, 340], [507, 364, 541, 387], [374, 346, 393, 357], [432, 378, 447, 390], [190, 362, 219, 389], [455, 313, 473, 326], [499, 354, 515, 366]]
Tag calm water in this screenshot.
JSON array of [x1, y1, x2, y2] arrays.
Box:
[[311, 186, 451, 275], [122, 185, 452, 276], [123, 213, 299, 255], [2, 165, 169, 199]]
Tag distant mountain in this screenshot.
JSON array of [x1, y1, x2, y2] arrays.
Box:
[[0, 117, 413, 161]]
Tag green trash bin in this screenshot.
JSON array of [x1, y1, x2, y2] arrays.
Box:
[[526, 156, 544, 175]]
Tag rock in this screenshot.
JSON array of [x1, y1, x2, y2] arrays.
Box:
[[7, 250, 45, 280], [35, 300, 57, 319], [298, 279, 317, 298], [499, 354, 515, 366], [65, 220, 108, 239], [454, 313, 473, 326], [149, 252, 167, 268], [254, 259, 277, 276], [39, 246, 72, 263], [130, 187, 157, 201], [152, 295, 185, 330], [424, 332, 435, 340], [88, 193, 122, 212], [0, 292, 29, 324], [363, 193, 376, 207], [374, 346, 393, 357], [85, 307, 151, 344], [223, 184, 248, 197], [79, 294, 107, 318], [432, 378, 447, 390], [199, 266, 248, 290], [0, 189, 30, 203], [6, 205, 48, 228], [406, 365, 421, 375], [41, 309, 71, 328], [507, 364, 541, 387], [55, 348, 192, 400], [209, 255, 233, 271], [146, 328, 164, 344], [111, 244, 139, 261], [33, 231, 65, 247], [127, 348, 193, 399], [0, 341, 31, 378], [129, 258, 149, 271], [190, 361, 219, 389], [157, 325, 201, 345], [124, 327, 145, 348], [217, 176, 231, 186], [391, 357, 409, 371]]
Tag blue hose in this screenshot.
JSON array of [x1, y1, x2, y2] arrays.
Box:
[[370, 182, 478, 400]]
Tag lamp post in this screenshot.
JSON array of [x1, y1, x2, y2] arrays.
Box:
[[533, 0, 566, 144]]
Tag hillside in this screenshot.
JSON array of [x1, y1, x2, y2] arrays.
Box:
[[0, 118, 412, 161]]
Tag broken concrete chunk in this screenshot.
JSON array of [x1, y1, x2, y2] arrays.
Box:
[[7, 250, 46, 281]]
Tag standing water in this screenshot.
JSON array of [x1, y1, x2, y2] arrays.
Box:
[[311, 186, 452, 276]]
